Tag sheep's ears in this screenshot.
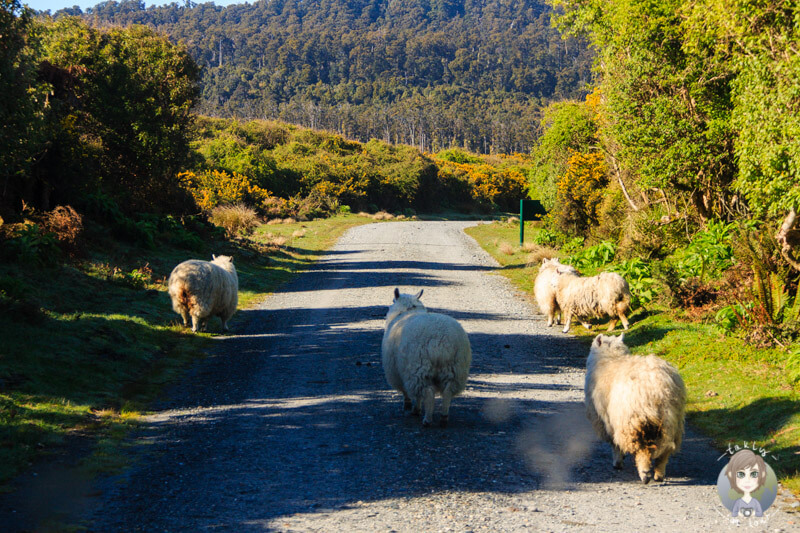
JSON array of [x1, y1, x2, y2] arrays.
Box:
[[212, 254, 217, 260], [415, 289, 423, 300], [394, 288, 400, 300], [594, 334, 603, 347], [229, 256, 234, 263], [618, 332, 625, 343]]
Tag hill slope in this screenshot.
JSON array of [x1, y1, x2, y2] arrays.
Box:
[[57, 0, 593, 153]]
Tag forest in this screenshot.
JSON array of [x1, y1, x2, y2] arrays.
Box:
[[50, 0, 593, 153]]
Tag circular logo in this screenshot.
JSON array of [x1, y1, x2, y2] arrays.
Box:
[[717, 449, 778, 519]]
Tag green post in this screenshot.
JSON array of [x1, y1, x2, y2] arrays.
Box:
[[519, 199, 525, 245]]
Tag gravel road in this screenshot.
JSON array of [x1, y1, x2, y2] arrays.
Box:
[[83, 221, 797, 531]]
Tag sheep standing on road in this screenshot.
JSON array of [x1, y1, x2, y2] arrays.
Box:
[[534, 258, 579, 327], [585, 333, 686, 484], [555, 268, 631, 333], [168, 255, 238, 333], [382, 289, 472, 427]]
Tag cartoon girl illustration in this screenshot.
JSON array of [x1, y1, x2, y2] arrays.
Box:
[[725, 449, 767, 517]]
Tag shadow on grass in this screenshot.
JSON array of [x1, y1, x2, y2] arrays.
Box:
[[690, 397, 800, 478]]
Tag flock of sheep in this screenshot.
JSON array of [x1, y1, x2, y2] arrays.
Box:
[[166, 253, 686, 485]]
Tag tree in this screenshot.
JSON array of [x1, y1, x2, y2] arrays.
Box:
[[0, 0, 46, 212], [39, 17, 200, 212], [528, 99, 597, 210], [551, 0, 738, 220]]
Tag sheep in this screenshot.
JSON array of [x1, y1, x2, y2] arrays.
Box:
[[585, 333, 686, 484], [381, 288, 472, 427], [555, 268, 631, 333], [168, 255, 238, 333], [534, 258, 579, 327]]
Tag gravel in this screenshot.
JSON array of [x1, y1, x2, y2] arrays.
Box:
[[77, 221, 800, 531]]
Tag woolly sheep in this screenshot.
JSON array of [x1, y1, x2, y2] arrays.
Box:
[[168, 255, 238, 333], [382, 288, 472, 427], [534, 258, 579, 327], [555, 268, 631, 333], [585, 333, 686, 484]]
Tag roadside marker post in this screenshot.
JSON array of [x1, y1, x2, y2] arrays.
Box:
[[519, 199, 546, 245]]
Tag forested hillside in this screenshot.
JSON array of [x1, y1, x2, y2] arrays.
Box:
[[53, 0, 593, 153]]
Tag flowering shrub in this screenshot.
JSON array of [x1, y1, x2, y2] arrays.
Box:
[[553, 151, 608, 234], [435, 157, 528, 210], [179, 170, 272, 212]]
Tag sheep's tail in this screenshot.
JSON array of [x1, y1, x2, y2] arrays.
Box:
[[634, 419, 663, 452], [177, 285, 196, 312]]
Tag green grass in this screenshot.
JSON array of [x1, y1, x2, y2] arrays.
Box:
[[465, 221, 800, 495], [0, 213, 370, 486]]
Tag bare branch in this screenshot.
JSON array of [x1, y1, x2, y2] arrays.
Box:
[[775, 208, 800, 272], [605, 152, 639, 212]]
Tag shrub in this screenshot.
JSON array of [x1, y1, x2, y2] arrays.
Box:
[[668, 219, 737, 282], [436, 149, 483, 164], [179, 170, 272, 212], [609, 258, 659, 309], [209, 204, 259, 237], [561, 236, 586, 254], [43, 205, 84, 256], [533, 227, 565, 247], [6, 224, 59, 264], [568, 240, 616, 269], [158, 215, 204, 251]]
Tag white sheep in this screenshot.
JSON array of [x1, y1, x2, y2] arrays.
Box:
[[555, 268, 631, 333], [585, 333, 686, 484], [382, 288, 472, 427], [168, 255, 238, 332], [534, 258, 579, 327]]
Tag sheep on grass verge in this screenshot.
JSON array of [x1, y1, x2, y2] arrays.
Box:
[[534, 258, 579, 327], [381, 288, 472, 427], [168, 255, 238, 333], [555, 268, 631, 333], [585, 333, 686, 484]]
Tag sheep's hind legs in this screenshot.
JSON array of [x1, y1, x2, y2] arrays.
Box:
[[612, 446, 624, 470], [561, 311, 573, 333], [439, 386, 454, 427], [617, 303, 630, 330], [420, 387, 435, 427]]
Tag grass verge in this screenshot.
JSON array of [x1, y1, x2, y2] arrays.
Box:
[[0, 213, 369, 487], [465, 220, 800, 495]]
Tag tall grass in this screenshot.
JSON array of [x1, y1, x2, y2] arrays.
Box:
[[210, 203, 259, 237]]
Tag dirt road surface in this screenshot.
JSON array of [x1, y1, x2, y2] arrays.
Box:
[[41, 222, 800, 530]]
